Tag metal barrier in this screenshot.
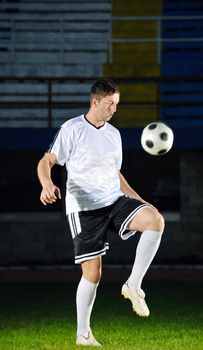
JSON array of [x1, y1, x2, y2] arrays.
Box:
[[1, 15, 203, 64], [1, 76, 203, 127], [0, 76, 159, 127], [109, 16, 203, 64]]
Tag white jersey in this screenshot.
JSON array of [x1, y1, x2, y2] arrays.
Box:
[[49, 114, 123, 214]]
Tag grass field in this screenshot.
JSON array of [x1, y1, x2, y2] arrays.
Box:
[[0, 279, 203, 350]]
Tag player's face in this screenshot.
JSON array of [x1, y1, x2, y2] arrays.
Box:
[[95, 93, 120, 122]]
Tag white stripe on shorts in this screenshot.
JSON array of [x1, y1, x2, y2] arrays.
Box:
[[68, 212, 81, 239], [75, 244, 109, 264], [119, 203, 149, 240]]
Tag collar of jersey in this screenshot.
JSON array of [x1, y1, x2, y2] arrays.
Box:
[[84, 115, 106, 129]]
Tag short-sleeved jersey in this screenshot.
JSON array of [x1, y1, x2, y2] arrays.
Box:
[[49, 114, 123, 214]]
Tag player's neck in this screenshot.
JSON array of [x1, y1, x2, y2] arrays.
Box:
[[85, 112, 105, 128]]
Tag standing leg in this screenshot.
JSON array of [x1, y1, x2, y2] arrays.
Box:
[[122, 207, 165, 317], [76, 257, 102, 346]]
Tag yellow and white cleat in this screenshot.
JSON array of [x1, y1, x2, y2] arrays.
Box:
[[121, 282, 150, 317]]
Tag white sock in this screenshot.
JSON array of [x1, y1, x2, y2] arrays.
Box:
[[76, 276, 98, 336], [128, 229, 163, 291]]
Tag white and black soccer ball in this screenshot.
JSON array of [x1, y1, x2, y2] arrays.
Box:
[[141, 122, 174, 156]]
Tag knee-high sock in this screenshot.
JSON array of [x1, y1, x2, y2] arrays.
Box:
[[76, 276, 98, 336], [128, 230, 163, 291]]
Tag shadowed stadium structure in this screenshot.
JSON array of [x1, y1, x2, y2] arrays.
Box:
[[0, 0, 203, 277]]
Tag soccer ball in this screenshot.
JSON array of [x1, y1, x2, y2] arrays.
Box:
[[141, 122, 174, 156]]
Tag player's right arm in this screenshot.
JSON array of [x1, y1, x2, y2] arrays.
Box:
[[37, 152, 61, 205]]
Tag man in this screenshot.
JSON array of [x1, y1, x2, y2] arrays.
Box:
[[37, 78, 164, 347]]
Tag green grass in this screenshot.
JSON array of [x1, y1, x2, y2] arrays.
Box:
[[0, 280, 203, 350]]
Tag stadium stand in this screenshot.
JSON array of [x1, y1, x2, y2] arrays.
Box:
[[0, 0, 203, 267], [161, 0, 203, 127], [0, 0, 111, 76], [0, 0, 111, 127], [104, 0, 162, 127]]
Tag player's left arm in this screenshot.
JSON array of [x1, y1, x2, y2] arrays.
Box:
[[119, 171, 144, 201], [119, 171, 157, 210]]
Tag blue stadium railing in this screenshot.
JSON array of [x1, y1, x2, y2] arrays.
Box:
[[162, 0, 203, 129]]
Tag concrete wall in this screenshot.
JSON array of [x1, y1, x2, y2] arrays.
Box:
[[179, 151, 203, 263], [0, 212, 181, 266]]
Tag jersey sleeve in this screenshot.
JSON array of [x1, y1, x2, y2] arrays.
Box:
[[48, 126, 72, 166], [117, 130, 123, 170]]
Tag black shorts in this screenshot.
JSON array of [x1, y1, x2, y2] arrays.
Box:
[[67, 195, 148, 264]]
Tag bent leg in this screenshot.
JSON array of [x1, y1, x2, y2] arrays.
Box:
[[127, 207, 165, 291], [127, 206, 165, 233]]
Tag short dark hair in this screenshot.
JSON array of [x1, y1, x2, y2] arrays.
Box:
[[90, 78, 120, 100]]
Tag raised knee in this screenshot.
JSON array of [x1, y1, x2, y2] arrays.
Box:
[[155, 212, 165, 233], [144, 209, 165, 233]]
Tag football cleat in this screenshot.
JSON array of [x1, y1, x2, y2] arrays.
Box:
[[76, 330, 101, 347], [121, 282, 150, 317]]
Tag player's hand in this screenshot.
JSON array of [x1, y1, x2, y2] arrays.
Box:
[[40, 184, 61, 205]]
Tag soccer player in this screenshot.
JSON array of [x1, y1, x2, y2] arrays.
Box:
[[37, 78, 165, 347]]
